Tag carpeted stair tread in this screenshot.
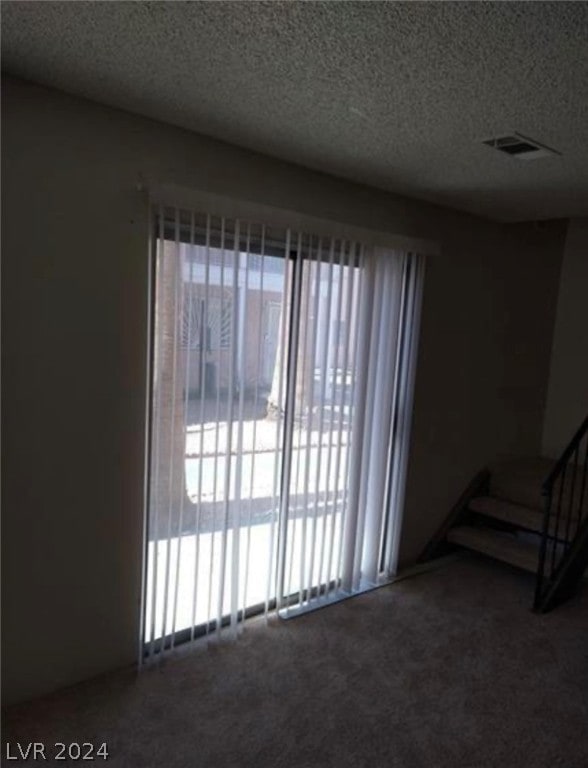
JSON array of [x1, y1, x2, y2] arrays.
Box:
[[447, 524, 539, 573], [469, 495, 579, 537], [469, 496, 545, 533]]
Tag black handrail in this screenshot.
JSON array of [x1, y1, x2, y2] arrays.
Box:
[[541, 415, 588, 494], [534, 414, 588, 611]]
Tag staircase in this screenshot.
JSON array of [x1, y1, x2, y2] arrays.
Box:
[[420, 416, 588, 612]]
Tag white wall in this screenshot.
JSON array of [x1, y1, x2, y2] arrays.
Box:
[[542, 218, 588, 457], [1, 77, 566, 704]]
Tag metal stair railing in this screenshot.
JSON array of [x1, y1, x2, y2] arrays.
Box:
[[534, 414, 588, 612]]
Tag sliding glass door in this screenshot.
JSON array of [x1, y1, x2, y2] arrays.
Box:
[[143, 207, 423, 656]]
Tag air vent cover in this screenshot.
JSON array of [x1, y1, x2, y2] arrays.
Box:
[[483, 133, 560, 161]]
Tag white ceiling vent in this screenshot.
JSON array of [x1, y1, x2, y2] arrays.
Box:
[[483, 133, 560, 161]]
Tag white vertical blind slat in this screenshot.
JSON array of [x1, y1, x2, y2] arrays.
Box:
[[159, 209, 182, 647], [293, 246, 319, 605], [361, 256, 403, 585], [218, 221, 240, 636], [319, 241, 346, 593], [325, 248, 355, 599], [276, 233, 303, 608], [340, 249, 373, 594], [288, 242, 312, 606], [232, 225, 249, 633], [383, 255, 425, 577], [190, 214, 211, 645], [266, 229, 291, 616], [147, 206, 165, 659], [307, 239, 336, 601], [336, 249, 364, 591], [240, 225, 255, 625], [170, 212, 196, 648], [352, 264, 385, 591], [208, 218, 226, 637], [287, 243, 301, 608]]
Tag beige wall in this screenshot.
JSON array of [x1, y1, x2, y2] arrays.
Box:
[[1, 76, 566, 704], [542, 218, 588, 458]]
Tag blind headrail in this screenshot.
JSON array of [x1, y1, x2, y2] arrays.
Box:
[[146, 182, 440, 257]]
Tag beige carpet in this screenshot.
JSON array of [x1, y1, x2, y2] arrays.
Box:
[[3, 555, 588, 768]]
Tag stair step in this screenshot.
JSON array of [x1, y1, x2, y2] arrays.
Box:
[[469, 496, 544, 533], [469, 496, 578, 538], [447, 525, 539, 573]]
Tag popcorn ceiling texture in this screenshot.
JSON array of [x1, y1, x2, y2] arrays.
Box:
[[2, 1, 588, 222]]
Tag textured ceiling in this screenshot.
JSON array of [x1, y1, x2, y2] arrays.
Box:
[[2, 1, 588, 222]]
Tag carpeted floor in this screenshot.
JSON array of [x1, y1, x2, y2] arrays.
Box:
[[3, 555, 588, 767]]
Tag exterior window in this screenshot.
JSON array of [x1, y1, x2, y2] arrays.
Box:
[[182, 295, 233, 350]]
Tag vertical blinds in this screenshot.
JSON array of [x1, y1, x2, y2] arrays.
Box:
[[143, 205, 423, 660]]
